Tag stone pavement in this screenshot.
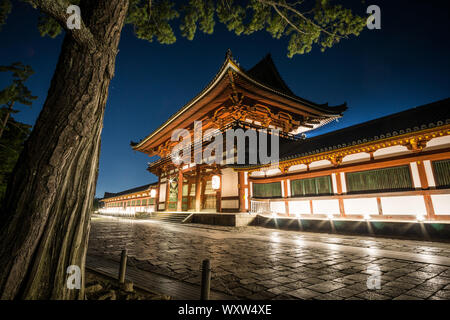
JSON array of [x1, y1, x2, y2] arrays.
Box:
[[87, 216, 450, 300]]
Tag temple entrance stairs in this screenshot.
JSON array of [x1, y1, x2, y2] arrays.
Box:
[[148, 211, 192, 224]]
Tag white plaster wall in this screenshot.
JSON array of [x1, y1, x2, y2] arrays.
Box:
[[431, 194, 450, 215], [250, 171, 265, 177], [266, 168, 281, 176], [309, 160, 332, 170], [312, 199, 340, 215], [340, 172, 347, 193], [159, 182, 167, 202], [221, 199, 239, 209], [221, 167, 239, 197], [373, 145, 409, 159], [288, 164, 307, 172], [288, 201, 310, 214], [424, 160, 436, 187], [424, 135, 450, 151], [410, 162, 422, 188], [245, 188, 249, 210], [380, 196, 426, 215], [342, 153, 371, 164], [331, 174, 338, 194], [270, 201, 286, 214], [344, 198, 378, 215]]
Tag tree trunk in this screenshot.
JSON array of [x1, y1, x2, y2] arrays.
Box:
[[0, 102, 14, 140], [0, 0, 129, 299]]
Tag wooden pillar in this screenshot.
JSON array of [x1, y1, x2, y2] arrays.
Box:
[[376, 197, 383, 216], [423, 194, 436, 220], [216, 174, 222, 213], [283, 179, 289, 216], [335, 172, 345, 218], [238, 172, 246, 213], [155, 173, 161, 211], [417, 161, 429, 189], [187, 181, 192, 210], [195, 167, 201, 212], [177, 169, 183, 212], [200, 178, 207, 210], [417, 160, 435, 220], [165, 175, 171, 211]]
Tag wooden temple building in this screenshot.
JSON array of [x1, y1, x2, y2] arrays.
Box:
[[100, 51, 450, 223]]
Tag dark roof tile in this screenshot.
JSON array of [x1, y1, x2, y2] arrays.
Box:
[[102, 182, 157, 200], [278, 98, 450, 160]]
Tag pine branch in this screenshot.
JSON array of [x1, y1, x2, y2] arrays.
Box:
[[257, 0, 346, 39], [26, 0, 98, 51], [270, 3, 307, 35]]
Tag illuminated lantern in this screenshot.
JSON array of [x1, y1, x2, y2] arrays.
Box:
[[211, 175, 220, 190], [150, 189, 157, 198]]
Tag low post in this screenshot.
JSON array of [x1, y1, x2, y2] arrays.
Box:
[[200, 259, 211, 300], [119, 249, 127, 284]]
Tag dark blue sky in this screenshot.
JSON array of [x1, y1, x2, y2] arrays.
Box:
[[0, 0, 449, 198]]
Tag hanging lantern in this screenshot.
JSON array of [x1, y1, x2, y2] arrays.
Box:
[[211, 175, 221, 190], [150, 189, 157, 198]]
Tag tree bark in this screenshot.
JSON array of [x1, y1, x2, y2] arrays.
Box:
[[0, 0, 129, 299]]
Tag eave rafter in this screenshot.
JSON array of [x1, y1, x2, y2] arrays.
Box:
[[133, 51, 346, 154]]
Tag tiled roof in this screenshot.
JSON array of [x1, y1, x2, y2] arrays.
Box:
[[132, 50, 347, 150], [102, 182, 158, 200], [228, 98, 450, 169], [246, 54, 295, 96], [278, 98, 450, 161]]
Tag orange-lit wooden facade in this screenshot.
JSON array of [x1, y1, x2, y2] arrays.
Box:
[[102, 52, 450, 223], [130, 51, 346, 214]]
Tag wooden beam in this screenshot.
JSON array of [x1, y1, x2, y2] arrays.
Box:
[[195, 167, 201, 212], [248, 149, 450, 183], [238, 172, 246, 212], [283, 179, 290, 216], [416, 160, 430, 190]]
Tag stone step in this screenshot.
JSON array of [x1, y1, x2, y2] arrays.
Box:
[[147, 212, 191, 224]]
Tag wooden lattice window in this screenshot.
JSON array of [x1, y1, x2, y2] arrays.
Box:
[[290, 176, 332, 197], [252, 182, 282, 198], [346, 165, 413, 194], [433, 159, 450, 188]]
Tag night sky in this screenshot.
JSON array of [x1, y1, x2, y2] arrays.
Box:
[[0, 0, 449, 198]]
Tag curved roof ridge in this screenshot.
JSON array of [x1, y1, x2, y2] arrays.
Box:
[[102, 182, 157, 200], [132, 51, 347, 150], [246, 53, 295, 96]]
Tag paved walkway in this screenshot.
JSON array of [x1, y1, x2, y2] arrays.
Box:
[[87, 216, 450, 300]]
